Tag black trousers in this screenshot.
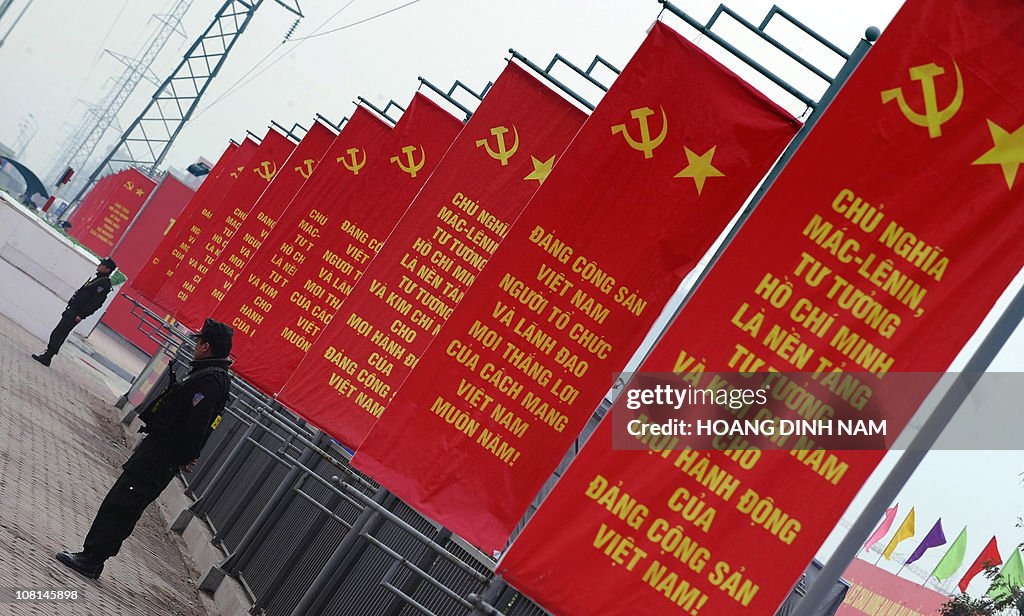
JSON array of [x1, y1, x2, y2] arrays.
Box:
[[83, 438, 179, 561], [46, 311, 79, 355]]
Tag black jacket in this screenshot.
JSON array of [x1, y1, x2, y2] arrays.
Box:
[[137, 357, 233, 465], [66, 273, 113, 318]]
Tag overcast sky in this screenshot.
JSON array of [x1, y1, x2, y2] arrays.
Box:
[[0, 0, 903, 173], [2, 0, 1022, 599]]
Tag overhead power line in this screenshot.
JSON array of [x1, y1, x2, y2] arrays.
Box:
[[190, 0, 425, 120], [285, 0, 422, 42], [189, 0, 358, 121]]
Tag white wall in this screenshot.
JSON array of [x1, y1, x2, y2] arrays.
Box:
[[0, 193, 118, 342]]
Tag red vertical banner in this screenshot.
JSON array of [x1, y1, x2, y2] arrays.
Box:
[[153, 129, 296, 317], [131, 140, 247, 305], [499, 1, 1024, 614], [103, 172, 196, 353], [278, 63, 587, 447], [232, 94, 464, 395], [212, 107, 393, 357], [176, 121, 337, 330], [77, 168, 156, 255], [352, 21, 799, 552], [67, 176, 100, 229], [69, 174, 117, 240]]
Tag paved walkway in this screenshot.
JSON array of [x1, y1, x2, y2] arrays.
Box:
[[0, 313, 215, 615]]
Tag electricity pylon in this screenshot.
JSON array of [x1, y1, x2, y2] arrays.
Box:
[[66, 0, 303, 218]]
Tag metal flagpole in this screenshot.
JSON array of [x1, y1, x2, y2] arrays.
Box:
[[896, 560, 909, 576], [790, 281, 1024, 615]]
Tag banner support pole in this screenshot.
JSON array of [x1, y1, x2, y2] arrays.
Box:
[[417, 77, 478, 119], [355, 96, 405, 125], [270, 119, 307, 143], [315, 112, 346, 133], [638, 26, 877, 372], [467, 574, 510, 616], [791, 281, 1024, 614]]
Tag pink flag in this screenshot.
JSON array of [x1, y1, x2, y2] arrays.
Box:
[[865, 504, 899, 553]]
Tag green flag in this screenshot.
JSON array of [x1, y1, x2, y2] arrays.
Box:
[[988, 548, 1024, 599], [931, 527, 967, 581]]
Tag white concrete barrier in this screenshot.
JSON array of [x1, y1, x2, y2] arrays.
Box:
[[0, 192, 119, 342]]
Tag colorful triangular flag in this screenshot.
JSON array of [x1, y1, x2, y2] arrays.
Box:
[[988, 548, 1023, 600], [905, 518, 945, 566], [865, 504, 898, 553], [931, 526, 967, 581], [882, 507, 915, 560], [959, 536, 1001, 593]]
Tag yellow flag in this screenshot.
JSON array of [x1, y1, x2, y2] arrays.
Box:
[[882, 507, 916, 560]]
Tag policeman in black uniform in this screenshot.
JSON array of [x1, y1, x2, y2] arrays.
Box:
[[32, 257, 117, 367], [57, 318, 234, 579]]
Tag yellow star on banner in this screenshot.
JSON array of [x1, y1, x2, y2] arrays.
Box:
[[524, 155, 555, 185], [674, 146, 724, 195], [972, 119, 1024, 190], [135, 188, 145, 196]]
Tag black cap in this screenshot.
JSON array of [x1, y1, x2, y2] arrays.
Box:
[[99, 257, 117, 270], [194, 318, 233, 357]]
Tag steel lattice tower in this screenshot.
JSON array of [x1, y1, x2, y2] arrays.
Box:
[[48, 0, 192, 191], [67, 0, 302, 215]]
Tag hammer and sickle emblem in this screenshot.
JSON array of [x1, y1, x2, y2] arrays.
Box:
[[254, 160, 277, 182], [123, 180, 135, 190], [230, 165, 244, 179], [611, 106, 668, 159], [294, 159, 315, 179], [338, 148, 366, 175], [390, 145, 426, 178], [881, 61, 964, 138], [476, 125, 520, 166]]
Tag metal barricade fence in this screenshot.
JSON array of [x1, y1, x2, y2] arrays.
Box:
[[113, 299, 548, 614], [234, 447, 375, 615], [182, 401, 255, 498], [202, 421, 297, 551]]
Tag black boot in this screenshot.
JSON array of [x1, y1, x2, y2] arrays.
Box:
[[56, 551, 103, 579], [31, 351, 53, 367]]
